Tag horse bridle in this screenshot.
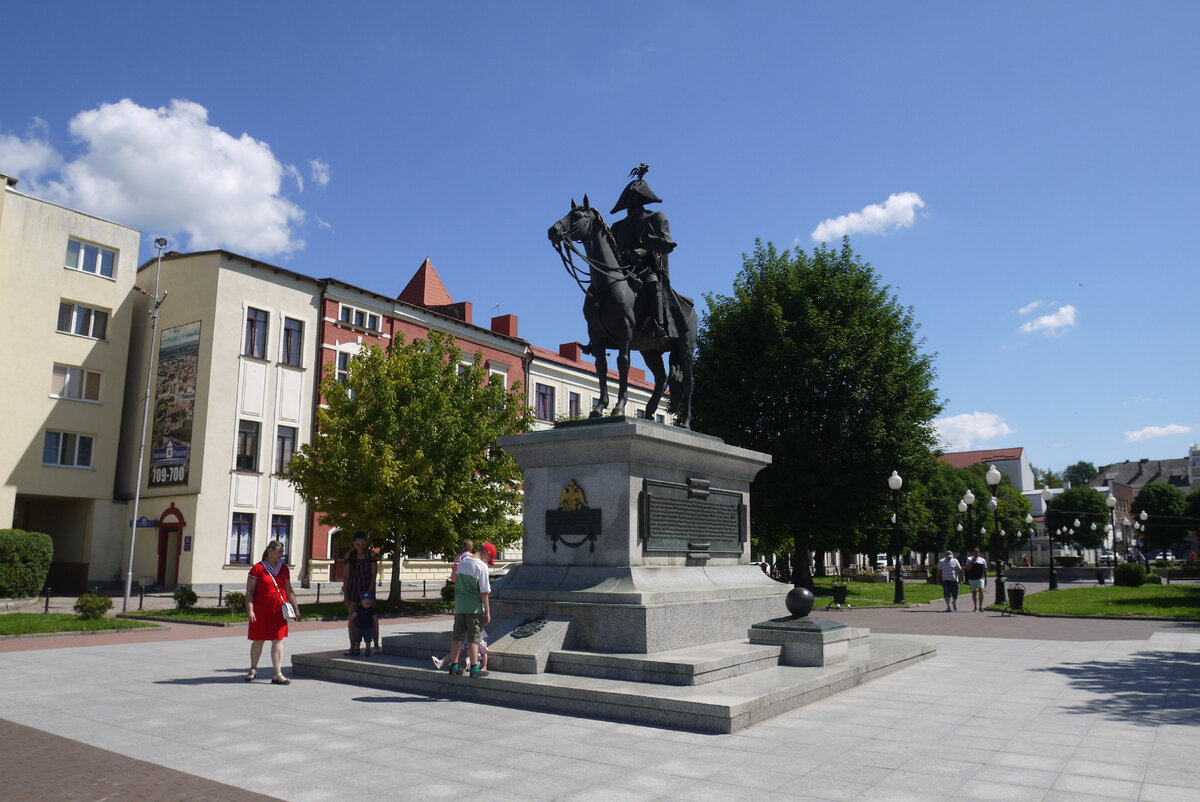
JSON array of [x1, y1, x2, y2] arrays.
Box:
[[553, 209, 638, 295]]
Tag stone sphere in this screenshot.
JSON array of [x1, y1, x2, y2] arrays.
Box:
[[785, 586, 815, 618]]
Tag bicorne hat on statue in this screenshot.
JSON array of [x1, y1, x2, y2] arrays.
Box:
[[610, 163, 663, 214]]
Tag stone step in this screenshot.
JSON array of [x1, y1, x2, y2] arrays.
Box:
[[292, 635, 934, 733]]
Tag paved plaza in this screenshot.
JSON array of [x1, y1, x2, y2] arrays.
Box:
[[1, 596, 1199, 801]]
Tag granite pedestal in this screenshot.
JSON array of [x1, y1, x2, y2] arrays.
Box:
[[491, 417, 785, 653]]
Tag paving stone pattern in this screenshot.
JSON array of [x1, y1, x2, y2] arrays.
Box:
[[1, 599, 1198, 800]]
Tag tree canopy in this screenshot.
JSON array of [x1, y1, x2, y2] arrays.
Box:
[[1131, 483, 1189, 551], [288, 330, 532, 597], [1032, 465, 1063, 489], [1046, 486, 1108, 550], [691, 239, 942, 588], [1063, 461, 1099, 488]]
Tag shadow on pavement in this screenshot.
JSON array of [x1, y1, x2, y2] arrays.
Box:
[[1034, 649, 1200, 727]]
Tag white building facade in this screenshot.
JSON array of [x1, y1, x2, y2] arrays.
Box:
[[115, 251, 322, 590], [0, 175, 142, 592]]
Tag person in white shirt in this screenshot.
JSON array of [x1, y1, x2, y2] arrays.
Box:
[[935, 550, 964, 612], [963, 547, 988, 612]]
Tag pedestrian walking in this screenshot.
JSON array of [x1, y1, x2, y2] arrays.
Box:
[[245, 540, 300, 684], [935, 550, 964, 612], [964, 548, 988, 611]]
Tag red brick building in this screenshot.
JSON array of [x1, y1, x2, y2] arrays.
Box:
[[306, 258, 529, 584]]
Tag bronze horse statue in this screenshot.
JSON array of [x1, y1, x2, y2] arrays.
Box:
[[548, 196, 695, 428]]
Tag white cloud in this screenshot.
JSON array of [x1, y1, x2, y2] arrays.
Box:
[[6, 99, 305, 258], [310, 158, 331, 188], [1017, 300, 1044, 315], [0, 122, 62, 182], [284, 163, 304, 193], [811, 192, 925, 242], [934, 412, 1015, 451], [1018, 304, 1076, 335], [1124, 424, 1191, 442], [315, 214, 333, 232]]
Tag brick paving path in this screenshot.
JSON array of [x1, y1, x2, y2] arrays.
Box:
[[0, 717, 279, 801]]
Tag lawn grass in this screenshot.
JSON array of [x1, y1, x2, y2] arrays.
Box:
[[810, 576, 946, 606], [0, 613, 159, 636], [121, 597, 452, 625], [1019, 584, 1200, 619]]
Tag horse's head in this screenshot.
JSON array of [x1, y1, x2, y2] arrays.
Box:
[[548, 195, 599, 246]]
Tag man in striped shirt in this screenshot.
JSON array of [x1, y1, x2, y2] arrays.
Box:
[[446, 542, 495, 677]]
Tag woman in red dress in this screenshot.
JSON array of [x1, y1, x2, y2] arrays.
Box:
[[246, 540, 300, 684]]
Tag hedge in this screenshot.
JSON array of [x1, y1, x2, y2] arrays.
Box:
[[0, 529, 54, 598]]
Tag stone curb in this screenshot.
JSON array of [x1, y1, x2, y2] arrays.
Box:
[[0, 622, 164, 641]]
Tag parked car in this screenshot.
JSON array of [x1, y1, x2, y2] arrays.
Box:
[[1147, 550, 1175, 562], [1098, 550, 1116, 563]]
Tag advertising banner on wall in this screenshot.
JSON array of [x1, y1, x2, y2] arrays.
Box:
[[149, 321, 202, 487]]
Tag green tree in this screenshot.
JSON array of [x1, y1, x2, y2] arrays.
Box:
[[289, 331, 532, 599], [1046, 486, 1108, 551], [1184, 488, 1200, 559], [691, 239, 942, 590], [1063, 461, 1099, 488], [1131, 483, 1188, 552], [1031, 465, 1062, 489]]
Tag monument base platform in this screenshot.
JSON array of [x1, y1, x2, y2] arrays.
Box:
[[291, 631, 934, 734], [491, 564, 787, 653]]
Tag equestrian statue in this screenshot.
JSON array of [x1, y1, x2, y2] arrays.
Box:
[[548, 164, 695, 429]]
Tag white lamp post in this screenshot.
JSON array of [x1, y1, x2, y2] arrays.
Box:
[[124, 237, 169, 612], [888, 471, 905, 604]]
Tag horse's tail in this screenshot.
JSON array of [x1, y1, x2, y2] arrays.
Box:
[[668, 351, 683, 399]]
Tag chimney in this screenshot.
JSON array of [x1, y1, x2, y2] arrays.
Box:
[[426, 301, 472, 323], [558, 342, 583, 361], [491, 314, 518, 338]]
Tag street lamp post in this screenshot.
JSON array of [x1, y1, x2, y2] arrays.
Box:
[[1139, 510, 1149, 567], [963, 489, 975, 550], [888, 471, 905, 605], [986, 465, 1005, 605], [1106, 493, 1118, 569], [123, 237, 169, 613], [1042, 487, 1058, 589], [1025, 513, 1034, 566]]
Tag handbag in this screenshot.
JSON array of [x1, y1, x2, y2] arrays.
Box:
[[263, 563, 297, 620]]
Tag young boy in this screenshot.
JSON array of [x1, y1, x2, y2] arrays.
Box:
[[446, 542, 494, 677], [352, 592, 378, 656]]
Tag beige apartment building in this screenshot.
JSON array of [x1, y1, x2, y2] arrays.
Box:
[[115, 251, 323, 590], [0, 174, 142, 593]]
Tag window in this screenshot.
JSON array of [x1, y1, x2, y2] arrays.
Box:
[[236, 420, 260, 471], [275, 426, 297, 474], [535, 384, 556, 421], [282, 318, 304, 367], [338, 304, 379, 332], [51, 364, 102, 402], [656, 414, 665, 423], [635, 409, 645, 419], [568, 392, 581, 419], [336, 352, 353, 384], [57, 301, 108, 340], [65, 239, 116, 278], [244, 308, 268, 358], [229, 513, 253, 565], [42, 430, 94, 468], [271, 515, 292, 563]]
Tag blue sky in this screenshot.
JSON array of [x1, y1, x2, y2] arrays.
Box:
[[3, 1, 1197, 473]]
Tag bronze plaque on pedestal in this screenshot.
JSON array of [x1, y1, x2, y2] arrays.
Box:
[[640, 477, 745, 557]]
